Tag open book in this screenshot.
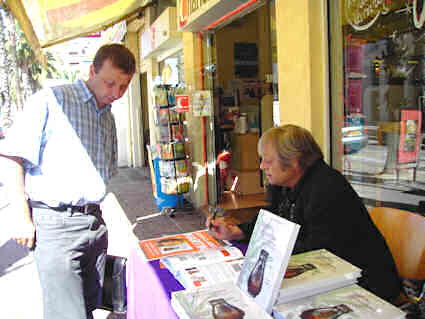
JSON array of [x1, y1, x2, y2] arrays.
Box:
[[161, 245, 245, 290], [273, 284, 406, 319], [138, 229, 228, 260], [171, 209, 300, 316], [277, 249, 362, 304]]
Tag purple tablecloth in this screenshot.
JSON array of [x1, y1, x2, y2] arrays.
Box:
[[126, 241, 247, 319]]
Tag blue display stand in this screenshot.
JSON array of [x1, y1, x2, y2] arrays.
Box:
[[153, 158, 183, 212]]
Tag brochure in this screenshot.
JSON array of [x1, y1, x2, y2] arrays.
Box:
[[273, 284, 406, 319], [138, 229, 228, 261], [171, 281, 273, 319], [277, 249, 362, 304]]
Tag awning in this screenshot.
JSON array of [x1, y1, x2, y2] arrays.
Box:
[[5, 0, 151, 60]]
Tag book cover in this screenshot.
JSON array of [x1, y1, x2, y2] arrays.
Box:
[[273, 284, 406, 319], [172, 281, 273, 319], [160, 143, 174, 160], [159, 160, 175, 177], [236, 209, 300, 314], [277, 249, 362, 304], [157, 108, 170, 125], [139, 230, 228, 261], [175, 159, 188, 177], [173, 142, 186, 159]]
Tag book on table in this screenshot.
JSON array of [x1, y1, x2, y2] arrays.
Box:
[[172, 281, 273, 319], [138, 229, 229, 261], [162, 246, 245, 290], [236, 209, 300, 314], [273, 284, 406, 319], [276, 248, 362, 304], [170, 209, 301, 316]]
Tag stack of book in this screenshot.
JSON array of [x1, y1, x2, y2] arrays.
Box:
[[170, 209, 300, 317], [273, 284, 405, 319], [277, 249, 362, 304], [154, 209, 406, 319]]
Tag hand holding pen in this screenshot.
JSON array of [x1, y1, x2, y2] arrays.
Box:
[[206, 208, 245, 241]]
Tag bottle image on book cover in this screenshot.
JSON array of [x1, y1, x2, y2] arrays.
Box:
[[209, 298, 245, 319], [247, 249, 269, 297], [300, 304, 352, 319], [284, 263, 316, 279]]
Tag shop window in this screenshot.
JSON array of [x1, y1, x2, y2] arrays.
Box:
[[329, 0, 425, 211]]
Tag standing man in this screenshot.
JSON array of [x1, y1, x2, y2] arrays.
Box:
[[207, 124, 401, 303], [0, 44, 136, 319]]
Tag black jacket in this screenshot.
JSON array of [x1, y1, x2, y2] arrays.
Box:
[[240, 159, 401, 302]]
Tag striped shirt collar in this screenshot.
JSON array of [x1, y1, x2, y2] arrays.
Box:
[[76, 79, 112, 114]]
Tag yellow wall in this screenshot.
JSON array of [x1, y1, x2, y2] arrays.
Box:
[[275, 0, 329, 160]]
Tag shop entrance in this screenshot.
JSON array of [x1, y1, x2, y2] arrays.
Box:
[[200, 2, 277, 207]]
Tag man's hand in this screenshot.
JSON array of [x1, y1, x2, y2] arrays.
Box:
[[12, 219, 36, 249], [0, 154, 35, 249], [206, 217, 245, 241], [9, 199, 36, 249]]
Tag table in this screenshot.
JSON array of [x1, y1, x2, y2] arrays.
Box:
[[127, 241, 247, 319]]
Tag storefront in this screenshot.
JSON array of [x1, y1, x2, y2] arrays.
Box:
[[329, 0, 425, 211], [139, 0, 330, 212], [174, 0, 277, 210]]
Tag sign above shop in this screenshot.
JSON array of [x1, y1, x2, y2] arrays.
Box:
[[177, 0, 266, 32], [140, 7, 182, 59]]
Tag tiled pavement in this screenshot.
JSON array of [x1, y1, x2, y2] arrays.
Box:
[[106, 167, 206, 241]]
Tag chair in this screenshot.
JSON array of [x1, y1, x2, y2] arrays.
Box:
[[368, 207, 425, 306]]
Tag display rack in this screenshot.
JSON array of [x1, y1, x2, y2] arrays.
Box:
[[153, 85, 192, 215]]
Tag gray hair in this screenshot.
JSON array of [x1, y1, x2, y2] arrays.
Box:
[[258, 124, 323, 170]]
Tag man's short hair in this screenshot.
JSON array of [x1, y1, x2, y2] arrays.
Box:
[[258, 124, 323, 170], [93, 44, 136, 75]]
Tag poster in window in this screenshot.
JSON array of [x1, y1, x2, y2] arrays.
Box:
[[398, 110, 422, 164], [234, 42, 258, 78], [192, 90, 212, 117]]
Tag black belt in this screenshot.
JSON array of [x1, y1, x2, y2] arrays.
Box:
[[30, 201, 101, 214]]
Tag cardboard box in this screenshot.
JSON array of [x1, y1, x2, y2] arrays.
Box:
[[231, 132, 260, 170], [227, 169, 264, 195]]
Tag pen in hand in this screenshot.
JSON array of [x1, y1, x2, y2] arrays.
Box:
[[208, 208, 217, 230]]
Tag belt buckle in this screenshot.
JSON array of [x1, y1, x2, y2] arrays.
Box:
[[84, 204, 98, 214]]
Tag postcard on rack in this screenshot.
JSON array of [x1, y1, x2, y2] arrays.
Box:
[[236, 209, 300, 314], [171, 281, 273, 319], [273, 284, 406, 319], [139, 229, 229, 261], [277, 249, 362, 304]]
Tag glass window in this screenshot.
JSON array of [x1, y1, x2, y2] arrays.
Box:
[[329, 0, 425, 211]]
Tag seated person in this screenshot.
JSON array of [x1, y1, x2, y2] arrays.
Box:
[[207, 124, 401, 303]]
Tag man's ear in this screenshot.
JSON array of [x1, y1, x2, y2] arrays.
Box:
[[88, 64, 95, 79]]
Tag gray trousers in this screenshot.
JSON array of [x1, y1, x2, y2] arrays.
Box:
[[32, 207, 108, 319]]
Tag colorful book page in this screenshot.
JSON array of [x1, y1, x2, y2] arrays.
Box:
[[139, 230, 227, 260]]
